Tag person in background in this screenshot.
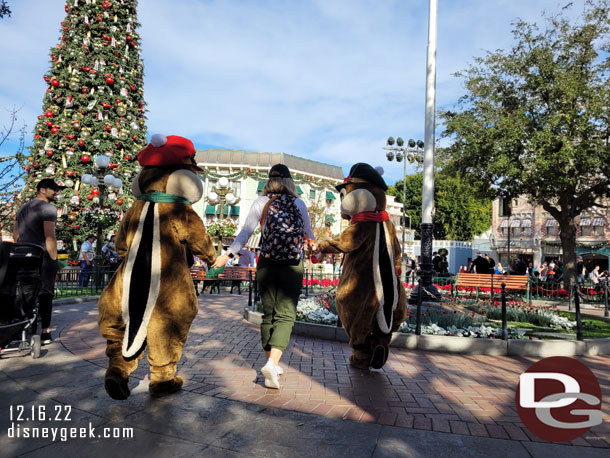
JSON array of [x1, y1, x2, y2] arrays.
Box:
[[576, 256, 585, 285], [78, 234, 96, 287], [485, 254, 496, 274], [102, 234, 119, 265], [211, 164, 314, 390], [13, 178, 64, 345], [495, 263, 505, 275]]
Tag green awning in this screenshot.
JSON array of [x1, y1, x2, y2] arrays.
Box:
[[325, 214, 336, 224], [326, 191, 336, 200], [296, 185, 303, 195], [205, 205, 217, 215], [257, 182, 265, 191]]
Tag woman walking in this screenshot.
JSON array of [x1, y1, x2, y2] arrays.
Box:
[[212, 164, 314, 389]]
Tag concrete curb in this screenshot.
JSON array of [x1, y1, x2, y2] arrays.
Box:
[[54, 295, 100, 306], [243, 308, 610, 356]]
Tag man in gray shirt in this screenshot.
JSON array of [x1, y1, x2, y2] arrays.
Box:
[[13, 178, 64, 345]]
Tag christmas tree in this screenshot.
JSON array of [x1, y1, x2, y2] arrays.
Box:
[[20, 0, 147, 258]]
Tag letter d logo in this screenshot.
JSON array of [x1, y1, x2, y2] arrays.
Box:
[[516, 356, 602, 442]]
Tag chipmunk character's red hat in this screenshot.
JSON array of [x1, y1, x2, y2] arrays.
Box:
[[137, 134, 202, 171]]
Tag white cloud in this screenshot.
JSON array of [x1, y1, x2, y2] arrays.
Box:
[[1, 0, 586, 184]]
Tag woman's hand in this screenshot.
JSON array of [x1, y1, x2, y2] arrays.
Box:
[[211, 254, 229, 269]]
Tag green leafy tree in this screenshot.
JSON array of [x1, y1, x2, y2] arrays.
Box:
[[391, 172, 491, 240], [440, 1, 610, 288], [18, 0, 147, 258]]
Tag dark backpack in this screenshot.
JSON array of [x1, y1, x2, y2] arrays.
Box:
[[260, 194, 304, 261]]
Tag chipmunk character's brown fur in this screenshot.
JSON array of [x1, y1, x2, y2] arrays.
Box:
[[319, 163, 406, 369], [98, 135, 216, 399]]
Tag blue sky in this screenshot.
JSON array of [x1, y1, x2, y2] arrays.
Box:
[[0, 0, 584, 185]]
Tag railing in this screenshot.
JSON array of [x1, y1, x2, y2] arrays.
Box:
[[529, 278, 606, 304], [54, 265, 116, 298]]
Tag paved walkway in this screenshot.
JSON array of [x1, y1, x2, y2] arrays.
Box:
[[1, 293, 609, 457]]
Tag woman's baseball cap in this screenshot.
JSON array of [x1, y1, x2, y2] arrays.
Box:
[[269, 163, 292, 179]]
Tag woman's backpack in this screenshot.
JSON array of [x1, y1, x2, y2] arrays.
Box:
[[259, 194, 304, 261]]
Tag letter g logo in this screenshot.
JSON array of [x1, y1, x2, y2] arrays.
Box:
[[515, 357, 603, 442]]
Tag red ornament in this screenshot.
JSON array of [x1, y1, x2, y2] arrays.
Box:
[[82, 88, 88, 94], [75, 225, 80, 229], [132, 136, 136, 140], [47, 121, 53, 127], [105, 76, 115, 85], [46, 150, 54, 156], [91, 188, 100, 196], [51, 79, 60, 87], [51, 126, 59, 133], [43, 76, 50, 82], [105, 124, 112, 131], [81, 154, 91, 163], [124, 155, 131, 160], [45, 111, 54, 118], [33, 163, 39, 168], [115, 98, 121, 103], [117, 199, 123, 205], [25, 167, 30, 172], [78, 140, 85, 147], [82, 66, 91, 72]]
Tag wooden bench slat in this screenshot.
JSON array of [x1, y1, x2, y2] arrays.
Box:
[[456, 273, 528, 290]]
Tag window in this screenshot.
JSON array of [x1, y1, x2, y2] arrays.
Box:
[[310, 189, 315, 199], [548, 226, 557, 236], [512, 227, 521, 236], [502, 227, 508, 236], [580, 218, 591, 236], [593, 218, 604, 236], [521, 219, 532, 236]]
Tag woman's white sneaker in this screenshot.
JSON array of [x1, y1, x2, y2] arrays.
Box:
[[261, 359, 280, 389]]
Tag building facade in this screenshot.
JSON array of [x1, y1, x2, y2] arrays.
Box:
[[490, 196, 609, 271], [192, 149, 345, 245]]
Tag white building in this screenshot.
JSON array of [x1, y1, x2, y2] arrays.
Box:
[[192, 149, 345, 244]]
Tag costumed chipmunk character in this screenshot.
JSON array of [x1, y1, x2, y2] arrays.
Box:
[[98, 134, 216, 400], [316, 163, 406, 369]]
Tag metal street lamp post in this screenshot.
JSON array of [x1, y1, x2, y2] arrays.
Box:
[[383, 137, 423, 276], [411, 0, 441, 303], [207, 176, 237, 255], [81, 155, 122, 289]]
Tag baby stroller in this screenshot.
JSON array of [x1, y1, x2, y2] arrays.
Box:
[[0, 242, 45, 359]]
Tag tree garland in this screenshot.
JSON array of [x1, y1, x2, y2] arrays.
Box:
[[199, 166, 342, 190], [543, 240, 610, 249]]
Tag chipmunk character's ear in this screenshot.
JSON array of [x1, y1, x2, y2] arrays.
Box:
[[131, 172, 142, 197]]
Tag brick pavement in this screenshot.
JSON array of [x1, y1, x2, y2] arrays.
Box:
[[61, 294, 610, 449]]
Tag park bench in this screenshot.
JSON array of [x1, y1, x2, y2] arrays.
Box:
[[189, 266, 221, 295], [454, 273, 530, 302], [218, 266, 258, 308]]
